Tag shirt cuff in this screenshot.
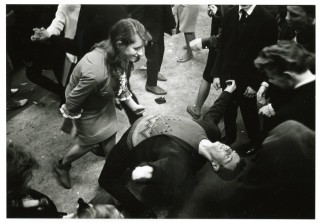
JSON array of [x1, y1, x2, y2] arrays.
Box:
[[261, 81, 269, 88]]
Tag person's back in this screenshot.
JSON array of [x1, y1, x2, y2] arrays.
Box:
[[225, 120, 315, 218]]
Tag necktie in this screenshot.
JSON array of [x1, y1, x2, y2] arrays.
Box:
[[239, 9, 247, 24]]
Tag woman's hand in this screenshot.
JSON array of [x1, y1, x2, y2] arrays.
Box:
[[224, 80, 236, 93], [133, 104, 145, 115]]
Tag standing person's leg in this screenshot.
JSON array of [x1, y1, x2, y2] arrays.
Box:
[[239, 96, 261, 150], [187, 49, 216, 119], [25, 42, 65, 100], [222, 96, 239, 145], [157, 33, 167, 81], [6, 52, 28, 109], [53, 143, 95, 189], [145, 41, 167, 95], [177, 32, 195, 63]]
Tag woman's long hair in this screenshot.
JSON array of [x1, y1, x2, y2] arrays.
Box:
[[93, 18, 151, 79]]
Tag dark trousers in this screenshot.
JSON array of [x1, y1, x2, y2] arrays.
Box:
[[26, 42, 66, 102], [145, 34, 165, 86], [224, 88, 260, 143], [98, 130, 147, 216]]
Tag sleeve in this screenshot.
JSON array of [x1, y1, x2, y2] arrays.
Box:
[[198, 91, 232, 125], [49, 35, 78, 56], [46, 4, 66, 36], [65, 68, 98, 113]]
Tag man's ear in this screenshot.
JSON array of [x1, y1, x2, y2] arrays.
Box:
[[211, 161, 220, 171]]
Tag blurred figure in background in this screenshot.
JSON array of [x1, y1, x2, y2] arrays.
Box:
[[172, 4, 201, 63], [130, 5, 176, 95], [7, 142, 62, 218]]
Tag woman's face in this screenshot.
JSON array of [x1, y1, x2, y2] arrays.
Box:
[[123, 34, 145, 63]]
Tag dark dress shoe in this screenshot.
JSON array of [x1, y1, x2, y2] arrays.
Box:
[[145, 85, 167, 95], [7, 99, 28, 110]]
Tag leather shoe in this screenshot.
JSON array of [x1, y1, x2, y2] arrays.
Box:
[[53, 160, 72, 189], [146, 85, 167, 95], [7, 99, 28, 110], [157, 73, 167, 81]]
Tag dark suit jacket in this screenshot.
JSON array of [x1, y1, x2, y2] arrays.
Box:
[[265, 81, 315, 132], [212, 5, 278, 91], [130, 5, 176, 43]]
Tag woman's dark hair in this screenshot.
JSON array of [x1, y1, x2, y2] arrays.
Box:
[[93, 18, 151, 78], [254, 40, 314, 75], [7, 143, 39, 197]]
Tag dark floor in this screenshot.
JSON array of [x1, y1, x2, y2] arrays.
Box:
[[6, 5, 254, 218]]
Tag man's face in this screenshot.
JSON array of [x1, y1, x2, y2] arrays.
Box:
[[286, 6, 311, 31], [123, 34, 145, 63], [265, 70, 294, 89], [211, 142, 240, 170]]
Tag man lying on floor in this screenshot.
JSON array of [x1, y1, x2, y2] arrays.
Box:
[[98, 80, 244, 218]]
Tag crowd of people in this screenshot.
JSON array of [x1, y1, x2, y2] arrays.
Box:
[[6, 5, 315, 219]]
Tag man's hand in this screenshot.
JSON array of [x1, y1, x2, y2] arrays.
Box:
[[30, 27, 50, 42], [257, 85, 268, 105], [132, 166, 154, 182], [243, 86, 256, 98], [259, 104, 275, 117], [224, 80, 236, 93], [190, 38, 202, 50], [208, 5, 218, 17], [213, 78, 221, 90]]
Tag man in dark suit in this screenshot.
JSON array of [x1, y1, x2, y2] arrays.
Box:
[[211, 5, 278, 150], [98, 81, 243, 218], [130, 5, 176, 95]]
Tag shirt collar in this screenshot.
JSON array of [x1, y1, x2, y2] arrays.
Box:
[[239, 5, 256, 16], [295, 75, 315, 89]]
